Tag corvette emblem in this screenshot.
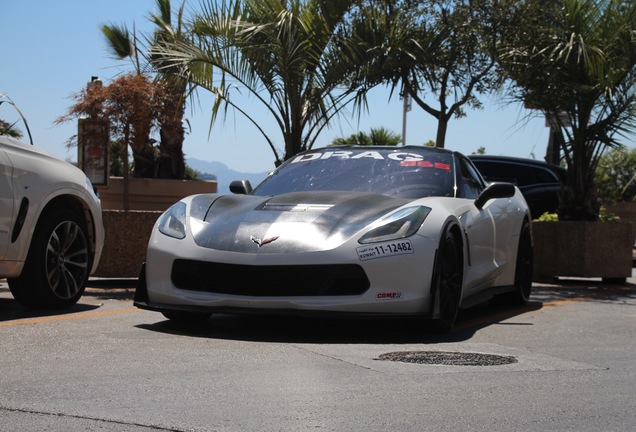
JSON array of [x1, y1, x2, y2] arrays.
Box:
[[250, 235, 279, 248]]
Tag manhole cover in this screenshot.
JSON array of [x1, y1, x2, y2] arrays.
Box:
[[376, 351, 518, 366]]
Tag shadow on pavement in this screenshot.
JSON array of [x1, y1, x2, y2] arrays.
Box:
[[532, 279, 636, 305], [0, 279, 136, 322], [2, 277, 633, 339], [135, 301, 543, 344], [0, 296, 102, 322], [135, 280, 635, 344]]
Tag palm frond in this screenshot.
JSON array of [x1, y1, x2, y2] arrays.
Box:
[[151, 0, 367, 161], [102, 23, 133, 59]]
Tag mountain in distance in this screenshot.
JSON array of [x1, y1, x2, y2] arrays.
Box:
[[186, 158, 271, 193]]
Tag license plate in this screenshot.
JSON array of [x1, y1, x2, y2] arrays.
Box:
[[356, 240, 414, 261]]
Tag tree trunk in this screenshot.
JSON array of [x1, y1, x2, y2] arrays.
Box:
[[435, 114, 450, 148], [559, 138, 599, 221], [157, 88, 186, 179], [130, 126, 155, 178], [284, 118, 304, 161]]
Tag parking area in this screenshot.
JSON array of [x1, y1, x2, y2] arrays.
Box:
[[1, 271, 635, 432]]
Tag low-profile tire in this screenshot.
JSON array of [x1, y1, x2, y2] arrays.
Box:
[[429, 228, 463, 333], [502, 220, 533, 305], [9, 208, 91, 309], [162, 311, 211, 323]]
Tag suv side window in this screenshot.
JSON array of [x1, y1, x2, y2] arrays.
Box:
[[517, 165, 559, 185], [457, 157, 485, 199], [473, 161, 558, 186]]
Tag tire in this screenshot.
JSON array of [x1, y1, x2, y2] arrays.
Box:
[[429, 228, 463, 333], [9, 208, 91, 309], [502, 220, 533, 305]]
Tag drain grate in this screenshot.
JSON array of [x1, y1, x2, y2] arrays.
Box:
[[376, 351, 518, 366]]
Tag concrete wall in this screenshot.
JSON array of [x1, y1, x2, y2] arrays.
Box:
[[533, 221, 635, 282], [93, 210, 162, 278], [607, 202, 636, 225], [93, 177, 218, 278], [96, 177, 217, 211]]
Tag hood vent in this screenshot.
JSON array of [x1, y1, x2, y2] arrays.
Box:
[[259, 203, 334, 212]]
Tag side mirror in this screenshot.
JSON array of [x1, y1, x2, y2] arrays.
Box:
[[229, 180, 253, 195], [474, 182, 515, 210]]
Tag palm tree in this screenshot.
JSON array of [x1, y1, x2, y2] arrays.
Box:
[[150, 0, 370, 165], [149, 0, 190, 179], [1, 93, 33, 143], [329, 127, 402, 146], [497, 0, 636, 221], [102, 0, 190, 179], [0, 119, 22, 139]]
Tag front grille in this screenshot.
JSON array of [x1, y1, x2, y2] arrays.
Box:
[[171, 259, 370, 296]]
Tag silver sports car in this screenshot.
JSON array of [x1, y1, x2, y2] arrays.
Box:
[[135, 146, 533, 332]]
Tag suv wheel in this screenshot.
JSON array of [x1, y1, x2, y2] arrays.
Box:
[[9, 208, 91, 309]]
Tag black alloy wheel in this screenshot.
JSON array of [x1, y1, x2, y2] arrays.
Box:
[[9, 208, 91, 309], [430, 228, 463, 333], [510, 220, 533, 304]]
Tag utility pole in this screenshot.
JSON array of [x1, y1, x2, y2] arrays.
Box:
[[402, 93, 411, 146]]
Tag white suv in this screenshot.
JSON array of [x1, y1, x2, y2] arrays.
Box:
[[0, 135, 104, 309]]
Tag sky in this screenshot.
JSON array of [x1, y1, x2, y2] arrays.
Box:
[[3, 0, 630, 176]]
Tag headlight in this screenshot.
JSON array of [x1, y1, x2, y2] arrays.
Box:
[[158, 202, 187, 239], [358, 206, 431, 244]]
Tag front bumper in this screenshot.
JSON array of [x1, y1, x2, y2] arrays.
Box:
[[135, 231, 438, 318], [134, 261, 433, 319]]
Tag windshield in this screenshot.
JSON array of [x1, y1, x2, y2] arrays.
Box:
[[253, 148, 456, 198]]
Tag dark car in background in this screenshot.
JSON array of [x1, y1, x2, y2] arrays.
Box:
[[468, 155, 566, 219]]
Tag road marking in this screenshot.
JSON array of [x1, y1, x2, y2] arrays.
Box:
[[0, 307, 138, 327], [454, 284, 636, 330], [1, 284, 633, 327], [539, 297, 588, 308]]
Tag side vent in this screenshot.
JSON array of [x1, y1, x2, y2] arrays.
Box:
[[11, 197, 29, 243]]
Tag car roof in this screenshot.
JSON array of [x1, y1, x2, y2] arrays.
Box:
[[468, 154, 567, 174], [468, 154, 555, 166]]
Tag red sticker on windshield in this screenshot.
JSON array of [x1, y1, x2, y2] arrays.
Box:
[[400, 161, 450, 171]]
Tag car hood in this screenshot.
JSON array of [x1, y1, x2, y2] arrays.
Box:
[[1, 136, 89, 187], [191, 191, 412, 253]]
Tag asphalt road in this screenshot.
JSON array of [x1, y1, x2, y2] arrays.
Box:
[[1, 272, 635, 432]]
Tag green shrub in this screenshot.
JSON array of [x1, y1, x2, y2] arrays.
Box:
[[534, 212, 559, 222], [535, 207, 620, 222], [596, 147, 636, 204]]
